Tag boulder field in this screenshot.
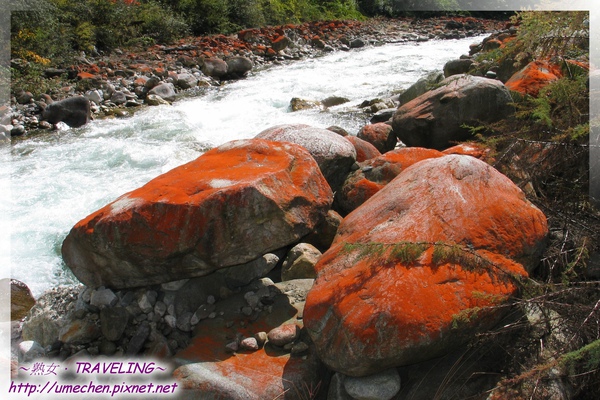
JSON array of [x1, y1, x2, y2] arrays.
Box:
[[15, 21, 568, 398]]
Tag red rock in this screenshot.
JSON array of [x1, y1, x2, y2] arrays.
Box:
[[305, 155, 548, 376], [357, 123, 396, 153], [77, 72, 97, 80], [62, 139, 333, 289], [505, 60, 562, 97], [442, 142, 492, 161], [337, 147, 444, 214], [344, 136, 382, 162]]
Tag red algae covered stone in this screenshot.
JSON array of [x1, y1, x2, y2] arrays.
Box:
[[505, 60, 562, 97], [304, 155, 548, 376], [336, 147, 444, 214], [62, 139, 333, 289]]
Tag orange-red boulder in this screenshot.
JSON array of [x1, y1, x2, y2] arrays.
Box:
[[442, 142, 492, 161], [304, 155, 548, 376], [62, 139, 333, 289], [505, 60, 562, 97], [336, 147, 444, 214], [357, 123, 396, 153], [344, 136, 381, 162]]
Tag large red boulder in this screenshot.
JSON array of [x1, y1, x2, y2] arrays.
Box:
[[505, 60, 562, 97], [336, 147, 444, 214], [62, 139, 333, 289], [304, 155, 548, 376]]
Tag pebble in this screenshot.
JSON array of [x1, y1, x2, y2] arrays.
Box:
[[267, 324, 299, 347]]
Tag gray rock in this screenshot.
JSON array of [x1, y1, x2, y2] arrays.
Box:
[[41, 96, 91, 128], [322, 96, 350, 108], [154, 301, 167, 317], [256, 124, 357, 192], [126, 321, 150, 356], [138, 292, 156, 314], [240, 337, 259, 351], [177, 312, 193, 332], [392, 74, 514, 150], [370, 108, 396, 124], [90, 288, 118, 308], [398, 70, 444, 106], [176, 73, 198, 89], [18, 340, 45, 362], [350, 38, 366, 48], [217, 253, 280, 288], [85, 90, 103, 105], [100, 307, 129, 341], [343, 368, 401, 400], [281, 243, 321, 281], [202, 57, 228, 79], [444, 58, 475, 77], [110, 91, 127, 105], [147, 83, 176, 102], [225, 56, 253, 79], [21, 286, 80, 347]]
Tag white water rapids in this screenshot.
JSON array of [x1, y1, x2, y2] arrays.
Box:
[[4, 36, 485, 296]]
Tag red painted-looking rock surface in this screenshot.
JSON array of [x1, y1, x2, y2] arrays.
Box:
[[304, 155, 548, 376], [62, 139, 333, 289]]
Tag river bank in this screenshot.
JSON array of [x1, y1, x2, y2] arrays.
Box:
[[4, 16, 506, 139]]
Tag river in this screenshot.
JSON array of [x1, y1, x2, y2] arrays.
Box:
[[4, 35, 485, 296]]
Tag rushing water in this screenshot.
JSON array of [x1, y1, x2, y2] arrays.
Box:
[[5, 36, 485, 296]]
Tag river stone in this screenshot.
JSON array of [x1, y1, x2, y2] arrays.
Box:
[[202, 57, 228, 79], [443, 58, 475, 77], [267, 324, 300, 347], [216, 253, 281, 289], [59, 318, 101, 345], [21, 286, 80, 347], [41, 96, 90, 128], [176, 73, 198, 89], [100, 307, 129, 341], [357, 123, 396, 153], [18, 341, 46, 362], [8, 279, 36, 321], [344, 136, 382, 162], [62, 139, 332, 289], [256, 124, 357, 192], [336, 147, 445, 215], [146, 94, 170, 106], [90, 288, 118, 308], [304, 155, 548, 376], [281, 243, 322, 281], [126, 321, 151, 356], [392, 74, 514, 150], [225, 56, 253, 79], [343, 368, 401, 400], [398, 70, 444, 105], [147, 82, 176, 102]]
